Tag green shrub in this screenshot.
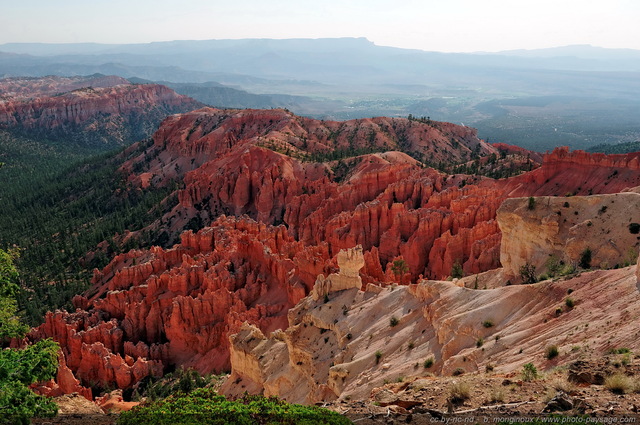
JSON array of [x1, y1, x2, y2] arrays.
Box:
[[579, 248, 592, 269], [0, 250, 60, 424], [565, 297, 575, 309], [118, 389, 352, 425], [522, 363, 538, 382], [375, 351, 382, 364], [476, 338, 484, 348], [522, 363, 538, 381], [519, 262, 537, 284], [608, 347, 631, 354], [546, 345, 559, 360], [629, 223, 640, 234], [489, 387, 505, 403], [389, 316, 399, 327], [391, 259, 409, 285], [450, 261, 464, 279], [527, 196, 536, 210], [545, 255, 562, 277], [423, 357, 434, 368], [0, 339, 60, 424], [482, 320, 494, 328], [561, 263, 576, 276]]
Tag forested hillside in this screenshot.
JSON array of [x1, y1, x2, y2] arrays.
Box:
[[0, 135, 177, 324]]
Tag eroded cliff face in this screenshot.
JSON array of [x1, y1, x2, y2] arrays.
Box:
[[223, 263, 640, 404], [122, 107, 509, 281], [30, 216, 330, 389], [498, 193, 640, 279], [504, 147, 640, 197], [0, 75, 202, 146], [219, 146, 640, 404], [31, 106, 640, 395]]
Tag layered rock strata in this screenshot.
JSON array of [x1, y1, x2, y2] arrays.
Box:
[[0, 75, 202, 145], [223, 266, 640, 404]]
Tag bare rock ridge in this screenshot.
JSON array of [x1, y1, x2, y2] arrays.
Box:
[[499, 193, 640, 279], [222, 256, 640, 405], [29, 106, 640, 395], [0, 75, 202, 146], [503, 146, 640, 197], [222, 228, 640, 405]]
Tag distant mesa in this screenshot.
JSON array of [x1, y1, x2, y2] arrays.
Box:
[[0, 75, 202, 148]]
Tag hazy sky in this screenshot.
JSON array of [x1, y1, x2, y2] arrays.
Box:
[[2, 0, 639, 52]]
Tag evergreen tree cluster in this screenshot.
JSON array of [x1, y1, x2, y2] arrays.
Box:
[[0, 134, 176, 324]]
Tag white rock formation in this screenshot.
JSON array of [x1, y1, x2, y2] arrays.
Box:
[[311, 245, 365, 300]]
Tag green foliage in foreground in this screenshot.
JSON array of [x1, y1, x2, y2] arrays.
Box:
[[0, 248, 60, 424], [0, 342, 59, 424], [0, 338, 60, 424], [118, 388, 352, 425]]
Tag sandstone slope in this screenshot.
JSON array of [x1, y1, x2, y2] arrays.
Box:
[[223, 249, 640, 404], [499, 193, 640, 279]]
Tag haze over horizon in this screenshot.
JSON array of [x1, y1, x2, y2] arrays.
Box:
[[2, 0, 639, 53]]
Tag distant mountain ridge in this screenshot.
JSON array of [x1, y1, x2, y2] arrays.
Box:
[[2, 38, 639, 152], [2, 38, 639, 83], [0, 75, 202, 147]]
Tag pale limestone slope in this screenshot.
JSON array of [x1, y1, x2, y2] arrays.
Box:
[[222, 263, 640, 404]]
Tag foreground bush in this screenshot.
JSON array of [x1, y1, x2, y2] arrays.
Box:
[[604, 373, 633, 394], [118, 388, 352, 425], [0, 339, 60, 424], [0, 249, 59, 425]]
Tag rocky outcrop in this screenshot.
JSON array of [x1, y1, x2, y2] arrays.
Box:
[[498, 193, 640, 279], [122, 108, 507, 281], [32, 103, 640, 396], [312, 246, 365, 300], [31, 216, 331, 390], [223, 264, 640, 404], [0, 75, 130, 99], [0, 75, 202, 146], [30, 351, 93, 401], [504, 147, 640, 197]]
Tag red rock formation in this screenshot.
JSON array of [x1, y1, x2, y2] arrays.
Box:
[[32, 216, 330, 390], [33, 105, 640, 394], [492, 142, 544, 163], [504, 147, 640, 196], [0, 75, 202, 145], [0, 75, 131, 99], [30, 350, 93, 401]]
